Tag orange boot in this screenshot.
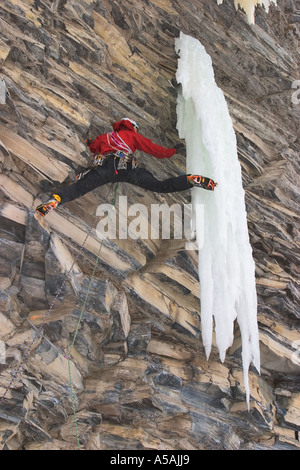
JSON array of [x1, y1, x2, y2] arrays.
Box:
[[187, 175, 217, 191], [35, 194, 61, 217]]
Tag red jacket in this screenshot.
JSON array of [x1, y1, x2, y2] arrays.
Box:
[[88, 119, 177, 159]]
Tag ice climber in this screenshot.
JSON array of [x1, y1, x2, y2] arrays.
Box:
[[35, 118, 217, 216]]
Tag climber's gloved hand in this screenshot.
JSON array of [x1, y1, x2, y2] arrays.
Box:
[[173, 143, 185, 154]]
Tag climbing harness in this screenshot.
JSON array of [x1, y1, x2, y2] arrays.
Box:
[[0, 183, 120, 450], [107, 131, 138, 173], [77, 130, 139, 181], [76, 148, 138, 182], [75, 168, 92, 180], [113, 151, 138, 174], [107, 130, 132, 154], [75, 152, 138, 181]]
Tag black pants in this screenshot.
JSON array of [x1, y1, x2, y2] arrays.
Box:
[[58, 158, 191, 205]]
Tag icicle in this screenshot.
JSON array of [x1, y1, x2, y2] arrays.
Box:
[[216, 0, 277, 24], [175, 32, 260, 406]]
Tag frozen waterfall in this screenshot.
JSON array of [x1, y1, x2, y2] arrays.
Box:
[[175, 32, 260, 405]]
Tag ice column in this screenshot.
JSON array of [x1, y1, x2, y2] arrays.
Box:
[[175, 32, 260, 405]]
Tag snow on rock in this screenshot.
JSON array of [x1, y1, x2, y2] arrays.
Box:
[[175, 32, 260, 405]]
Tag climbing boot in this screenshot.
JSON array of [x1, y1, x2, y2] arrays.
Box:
[[187, 175, 217, 191], [35, 194, 61, 217]]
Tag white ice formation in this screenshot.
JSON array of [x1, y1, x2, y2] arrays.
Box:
[[216, 0, 277, 24], [175, 32, 260, 405]]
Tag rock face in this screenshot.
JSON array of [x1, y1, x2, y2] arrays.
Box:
[[0, 0, 299, 450]]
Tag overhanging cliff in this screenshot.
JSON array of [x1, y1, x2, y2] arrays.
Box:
[[0, 0, 299, 450]]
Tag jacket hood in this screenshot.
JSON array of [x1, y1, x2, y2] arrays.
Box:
[[113, 119, 136, 132]]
